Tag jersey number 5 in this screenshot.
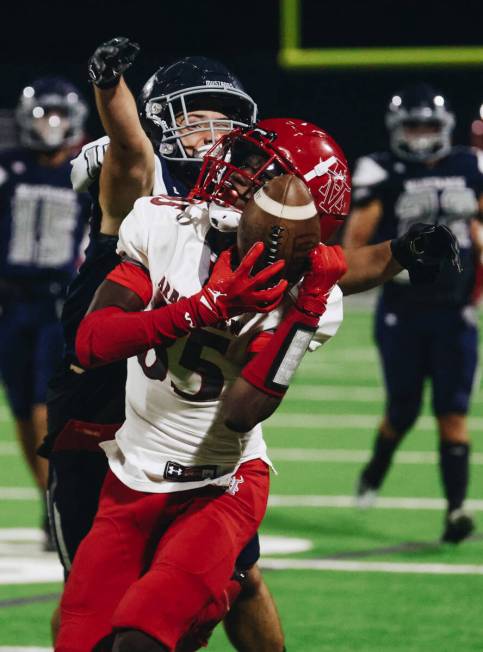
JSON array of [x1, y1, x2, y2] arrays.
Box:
[[137, 330, 230, 402]]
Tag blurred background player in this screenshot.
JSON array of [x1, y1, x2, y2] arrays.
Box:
[[43, 38, 286, 651], [0, 77, 90, 548], [344, 83, 483, 543]]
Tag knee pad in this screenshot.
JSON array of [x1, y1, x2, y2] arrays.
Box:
[[388, 395, 421, 435], [113, 630, 167, 652]]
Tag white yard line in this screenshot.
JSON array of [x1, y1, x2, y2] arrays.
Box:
[[286, 385, 383, 401], [268, 494, 483, 510], [260, 558, 483, 576], [0, 648, 52, 652], [0, 488, 38, 500], [0, 444, 17, 456], [265, 413, 483, 430], [0, 406, 11, 423], [270, 447, 483, 465]]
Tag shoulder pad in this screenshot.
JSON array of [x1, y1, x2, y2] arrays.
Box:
[[352, 155, 389, 187], [70, 136, 110, 192]]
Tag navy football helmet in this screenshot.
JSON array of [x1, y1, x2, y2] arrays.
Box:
[[16, 77, 88, 152], [138, 56, 257, 180], [386, 83, 455, 162]]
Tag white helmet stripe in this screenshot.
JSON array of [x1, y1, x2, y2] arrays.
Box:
[[253, 187, 317, 221]]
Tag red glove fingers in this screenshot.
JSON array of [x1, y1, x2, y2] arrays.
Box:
[[296, 244, 347, 317], [198, 242, 287, 320]]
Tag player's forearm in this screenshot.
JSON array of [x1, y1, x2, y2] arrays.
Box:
[[223, 377, 282, 433], [339, 241, 402, 295], [94, 79, 152, 159], [77, 292, 224, 369], [225, 306, 318, 432]]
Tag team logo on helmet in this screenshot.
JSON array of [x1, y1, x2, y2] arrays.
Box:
[[310, 157, 351, 214]]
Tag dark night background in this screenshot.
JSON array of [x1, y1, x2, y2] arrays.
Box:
[[1, 0, 482, 164]]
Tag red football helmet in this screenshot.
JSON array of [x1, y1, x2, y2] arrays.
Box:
[[190, 117, 351, 242]]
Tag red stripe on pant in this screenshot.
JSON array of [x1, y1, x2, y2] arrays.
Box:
[[55, 458, 269, 652]]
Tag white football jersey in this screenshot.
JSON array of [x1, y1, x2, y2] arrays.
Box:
[[70, 135, 168, 196], [101, 196, 344, 493]]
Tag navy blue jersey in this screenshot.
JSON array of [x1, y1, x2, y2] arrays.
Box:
[[0, 148, 90, 297], [352, 147, 483, 308]]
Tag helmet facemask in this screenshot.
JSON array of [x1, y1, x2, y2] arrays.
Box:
[[145, 87, 257, 164], [190, 129, 288, 209]]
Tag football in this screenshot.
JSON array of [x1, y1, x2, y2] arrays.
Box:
[[237, 174, 321, 283]]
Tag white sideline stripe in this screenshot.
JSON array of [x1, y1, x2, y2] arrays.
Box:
[[266, 413, 483, 431], [0, 487, 38, 500], [268, 495, 483, 511], [0, 528, 43, 541], [260, 558, 483, 576], [270, 447, 483, 465]]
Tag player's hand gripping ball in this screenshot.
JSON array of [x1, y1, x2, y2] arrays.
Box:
[[296, 245, 348, 317], [237, 174, 321, 283], [200, 243, 288, 319]]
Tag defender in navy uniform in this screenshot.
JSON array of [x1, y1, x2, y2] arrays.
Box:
[[42, 39, 287, 651], [0, 77, 90, 544], [344, 84, 483, 543]]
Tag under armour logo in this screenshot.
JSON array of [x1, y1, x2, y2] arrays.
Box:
[[166, 463, 183, 477], [226, 475, 244, 496]]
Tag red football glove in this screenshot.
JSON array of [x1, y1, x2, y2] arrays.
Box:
[[296, 244, 348, 318], [194, 242, 288, 323]]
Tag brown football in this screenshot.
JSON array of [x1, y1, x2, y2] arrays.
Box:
[[237, 174, 320, 283]]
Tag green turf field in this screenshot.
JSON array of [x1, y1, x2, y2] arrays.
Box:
[[1, 303, 483, 651]]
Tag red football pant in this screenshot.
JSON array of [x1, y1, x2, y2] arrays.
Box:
[[55, 459, 269, 652]]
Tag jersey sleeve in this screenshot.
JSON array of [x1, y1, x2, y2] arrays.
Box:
[[309, 284, 344, 351], [106, 261, 153, 306], [71, 136, 110, 192], [351, 155, 389, 207]]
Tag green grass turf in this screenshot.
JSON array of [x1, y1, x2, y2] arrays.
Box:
[[1, 305, 483, 649]]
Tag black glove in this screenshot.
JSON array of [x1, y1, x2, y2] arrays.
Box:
[[391, 223, 462, 285], [88, 37, 140, 89]]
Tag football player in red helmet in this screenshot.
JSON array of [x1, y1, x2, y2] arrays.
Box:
[[191, 118, 351, 243]]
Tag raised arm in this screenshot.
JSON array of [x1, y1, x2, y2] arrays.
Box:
[[88, 37, 155, 234]]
